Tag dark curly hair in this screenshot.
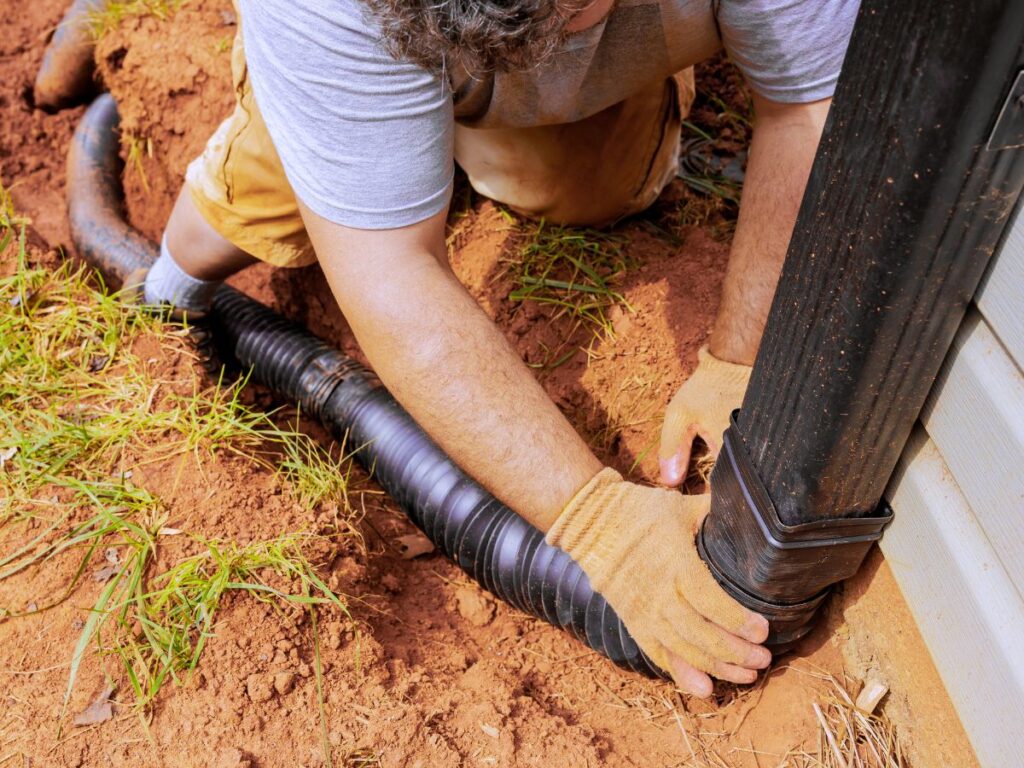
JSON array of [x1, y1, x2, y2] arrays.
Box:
[[362, 0, 591, 76]]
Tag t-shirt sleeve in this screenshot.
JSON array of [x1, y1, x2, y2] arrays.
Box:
[[715, 0, 861, 103], [237, 0, 454, 229]]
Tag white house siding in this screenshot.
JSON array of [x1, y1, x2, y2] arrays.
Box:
[[882, 205, 1024, 768]]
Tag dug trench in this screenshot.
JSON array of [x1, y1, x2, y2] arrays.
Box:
[[0, 1, 979, 766]]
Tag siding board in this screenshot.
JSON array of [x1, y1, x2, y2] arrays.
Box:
[[883, 429, 1024, 768], [920, 310, 1024, 593], [977, 208, 1024, 367]]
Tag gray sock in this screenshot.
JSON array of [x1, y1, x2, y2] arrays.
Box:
[[144, 235, 222, 312]]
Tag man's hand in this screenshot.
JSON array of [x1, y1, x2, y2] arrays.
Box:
[[658, 347, 751, 486], [547, 468, 771, 695], [300, 204, 770, 694]]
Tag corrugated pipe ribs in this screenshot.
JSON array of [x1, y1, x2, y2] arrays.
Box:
[[68, 94, 666, 679]]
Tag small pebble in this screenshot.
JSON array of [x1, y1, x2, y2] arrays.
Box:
[[245, 674, 273, 703], [274, 671, 297, 695], [855, 675, 889, 714]]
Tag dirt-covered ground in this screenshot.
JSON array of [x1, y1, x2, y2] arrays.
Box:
[[1, 2, 980, 766]]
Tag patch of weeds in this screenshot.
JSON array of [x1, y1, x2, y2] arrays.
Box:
[[2, 473, 347, 722], [504, 217, 635, 344], [648, 153, 741, 244], [150, 378, 361, 512], [676, 145, 743, 205], [0, 269, 165, 506], [0, 254, 356, 511], [0, 215, 359, 722], [110, 531, 348, 709], [276, 419, 358, 509], [1, 181, 24, 230], [1, 181, 30, 270], [87, 0, 187, 39], [121, 132, 154, 193], [0, 481, 159, 614], [643, 56, 753, 243]]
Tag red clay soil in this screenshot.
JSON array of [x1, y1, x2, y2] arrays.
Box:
[[0, 1, 979, 766]]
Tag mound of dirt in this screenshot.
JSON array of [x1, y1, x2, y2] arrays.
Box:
[[0, 1, 979, 766]]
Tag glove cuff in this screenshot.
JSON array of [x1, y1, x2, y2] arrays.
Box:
[[698, 345, 752, 389], [545, 467, 623, 565]]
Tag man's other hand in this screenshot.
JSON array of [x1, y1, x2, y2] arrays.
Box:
[[658, 346, 752, 486], [547, 468, 770, 696]]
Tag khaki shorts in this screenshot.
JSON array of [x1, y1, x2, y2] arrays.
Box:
[[185, 31, 695, 268]]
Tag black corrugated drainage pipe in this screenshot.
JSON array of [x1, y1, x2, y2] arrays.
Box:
[[699, 0, 1024, 649], [34, 0, 108, 111], [68, 94, 665, 679]]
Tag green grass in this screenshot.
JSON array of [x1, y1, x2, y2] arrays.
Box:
[[0, 255, 355, 513], [1, 182, 21, 228], [102, 528, 348, 711], [2, 474, 348, 724], [1, 192, 359, 737], [121, 133, 154, 193], [277, 416, 360, 510], [87, 0, 187, 39], [504, 217, 634, 348]]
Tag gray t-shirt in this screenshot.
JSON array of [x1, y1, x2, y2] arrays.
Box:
[[239, 0, 860, 230]]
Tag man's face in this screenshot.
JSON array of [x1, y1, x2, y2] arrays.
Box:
[[566, 0, 616, 32]]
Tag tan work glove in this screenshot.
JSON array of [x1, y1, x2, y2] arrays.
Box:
[[547, 468, 770, 696], [659, 346, 752, 486]]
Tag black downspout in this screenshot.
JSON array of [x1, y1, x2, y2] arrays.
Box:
[[700, 0, 1024, 648]]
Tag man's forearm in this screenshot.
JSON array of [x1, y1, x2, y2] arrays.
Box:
[[709, 94, 831, 366], [301, 205, 603, 531]]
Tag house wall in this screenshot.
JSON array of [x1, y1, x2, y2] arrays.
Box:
[[880, 204, 1024, 768]]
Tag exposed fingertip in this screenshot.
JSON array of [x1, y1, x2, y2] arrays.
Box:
[[731, 668, 758, 685], [751, 645, 772, 669], [659, 454, 685, 486], [684, 677, 714, 699], [742, 613, 770, 644], [670, 659, 714, 699], [714, 662, 758, 686]]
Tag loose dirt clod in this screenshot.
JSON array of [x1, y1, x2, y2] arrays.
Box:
[[245, 673, 273, 703], [72, 684, 115, 727], [215, 747, 253, 768], [455, 585, 497, 628], [274, 671, 297, 695]]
